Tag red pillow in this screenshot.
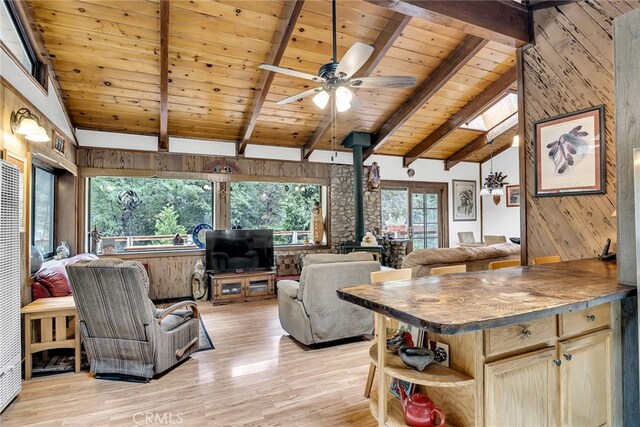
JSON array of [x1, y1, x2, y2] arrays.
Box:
[[35, 264, 72, 297], [31, 282, 52, 301]]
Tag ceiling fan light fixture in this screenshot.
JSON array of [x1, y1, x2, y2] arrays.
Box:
[[335, 86, 353, 112], [312, 90, 330, 110]]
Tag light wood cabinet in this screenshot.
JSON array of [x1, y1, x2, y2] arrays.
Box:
[[484, 305, 612, 427], [368, 304, 614, 427], [485, 347, 558, 427], [209, 271, 274, 304], [558, 330, 611, 427]]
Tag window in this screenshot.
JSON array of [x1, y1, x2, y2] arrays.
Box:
[[381, 188, 409, 239], [0, 0, 46, 87], [230, 181, 324, 246], [32, 167, 55, 258], [88, 177, 213, 252]]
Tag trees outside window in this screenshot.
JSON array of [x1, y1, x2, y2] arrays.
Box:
[[230, 182, 322, 245], [89, 177, 212, 249]]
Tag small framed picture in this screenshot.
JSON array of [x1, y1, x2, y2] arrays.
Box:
[[534, 105, 605, 196], [390, 377, 414, 400], [505, 185, 520, 207], [53, 130, 65, 155], [452, 180, 476, 221]]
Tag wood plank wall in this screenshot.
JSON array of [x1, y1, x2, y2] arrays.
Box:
[[78, 148, 330, 183], [0, 79, 79, 305], [522, 1, 639, 262]]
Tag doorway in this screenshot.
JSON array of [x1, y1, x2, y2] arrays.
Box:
[[380, 181, 449, 248]]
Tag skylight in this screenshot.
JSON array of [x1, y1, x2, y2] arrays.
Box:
[[461, 93, 518, 131]]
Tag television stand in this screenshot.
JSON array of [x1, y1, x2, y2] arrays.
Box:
[[208, 270, 275, 304]]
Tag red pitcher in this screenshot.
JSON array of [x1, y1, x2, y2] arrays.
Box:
[[398, 388, 446, 427]]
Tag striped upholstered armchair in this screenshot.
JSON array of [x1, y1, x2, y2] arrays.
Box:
[[66, 258, 199, 380]]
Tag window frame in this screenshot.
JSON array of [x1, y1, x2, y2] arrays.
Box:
[[31, 165, 56, 259], [227, 179, 330, 250], [86, 175, 215, 254], [1, 0, 48, 91], [380, 180, 449, 249]]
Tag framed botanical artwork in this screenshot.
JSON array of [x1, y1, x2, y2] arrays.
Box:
[[452, 180, 476, 221], [506, 185, 520, 207], [53, 130, 65, 155], [534, 105, 605, 196]]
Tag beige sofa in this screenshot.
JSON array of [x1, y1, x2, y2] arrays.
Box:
[[277, 253, 380, 345], [402, 242, 521, 277]]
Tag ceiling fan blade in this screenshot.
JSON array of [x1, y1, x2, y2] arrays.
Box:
[[335, 42, 374, 79], [259, 64, 325, 83], [350, 76, 417, 89], [275, 87, 323, 105]]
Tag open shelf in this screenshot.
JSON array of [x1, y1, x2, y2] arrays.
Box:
[[369, 344, 474, 388], [369, 388, 408, 427]]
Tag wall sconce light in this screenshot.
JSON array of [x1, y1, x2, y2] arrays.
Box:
[[10, 108, 50, 142]]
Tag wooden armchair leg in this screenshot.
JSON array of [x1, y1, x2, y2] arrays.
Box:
[[176, 337, 199, 359], [364, 363, 376, 398]]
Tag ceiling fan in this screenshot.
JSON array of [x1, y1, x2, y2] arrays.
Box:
[[260, 0, 417, 113]]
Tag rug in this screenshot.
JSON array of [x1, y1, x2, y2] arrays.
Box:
[[32, 318, 213, 376], [197, 317, 215, 352]]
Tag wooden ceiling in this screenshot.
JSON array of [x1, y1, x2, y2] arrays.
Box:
[[25, 0, 531, 167]]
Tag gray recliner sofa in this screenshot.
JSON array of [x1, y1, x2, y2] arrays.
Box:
[[277, 253, 380, 345], [66, 258, 200, 380]]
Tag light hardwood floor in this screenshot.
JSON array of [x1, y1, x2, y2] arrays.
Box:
[[1, 300, 376, 427]]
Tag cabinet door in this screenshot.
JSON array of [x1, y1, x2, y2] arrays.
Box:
[[246, 275, 272, 297], [485, 347, 558, 427], [214, 278, 244, 300], [558, 330, 611, 427]]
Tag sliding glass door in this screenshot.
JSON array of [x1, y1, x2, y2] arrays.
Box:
[[381, 182, 448, 248]]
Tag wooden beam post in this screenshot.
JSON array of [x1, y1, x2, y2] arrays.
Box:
[[302, 12, 411, 160], [158, 0, 170, 152], [237, 0, 305, 156], [364, 0, 530, 47], [364, 35, 488, 160], [402, 66, 516, 167], [444, 112, 517, 170], [516, 48, 527, 268]]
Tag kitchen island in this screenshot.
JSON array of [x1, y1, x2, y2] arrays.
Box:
[[338, 259, 635, 427]]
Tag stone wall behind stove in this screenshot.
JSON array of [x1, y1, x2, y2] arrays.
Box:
[[329, 164, 381, 252]]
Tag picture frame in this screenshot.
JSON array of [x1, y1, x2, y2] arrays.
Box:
[[452, 180, 476, 221], [505, 185, 520, 207], [534, 105, 605, 196], [53, 130, 65, 155]]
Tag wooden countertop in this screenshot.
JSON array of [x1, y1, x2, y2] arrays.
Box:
[[337, 259, 636, 334]]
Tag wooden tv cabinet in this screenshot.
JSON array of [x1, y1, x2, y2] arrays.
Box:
[[209, 271, 275, 304]]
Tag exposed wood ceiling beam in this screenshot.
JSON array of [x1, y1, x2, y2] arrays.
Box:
[[444, 112, 518, 170], [302, 12, 412, 160], [364, 0, 530, 47], [158, 0, 170, 152], [479, 141, 514, 163], [402, 66, 516, 167], [363, 35, 488, 160], [237, 0, 305, 156]]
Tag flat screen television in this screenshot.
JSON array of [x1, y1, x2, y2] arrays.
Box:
[[205, 229, 274, 274]]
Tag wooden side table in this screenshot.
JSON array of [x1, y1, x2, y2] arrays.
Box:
[[21, 296, 81, 380]]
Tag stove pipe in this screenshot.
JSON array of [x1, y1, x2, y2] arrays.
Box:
[[342, 131, 373, 243]]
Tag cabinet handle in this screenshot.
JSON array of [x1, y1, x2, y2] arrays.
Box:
[[564, 353, 572, 361], [553, 359, 562, 366], [522, 329, 532, 338], [586, 314, 596, 322]]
